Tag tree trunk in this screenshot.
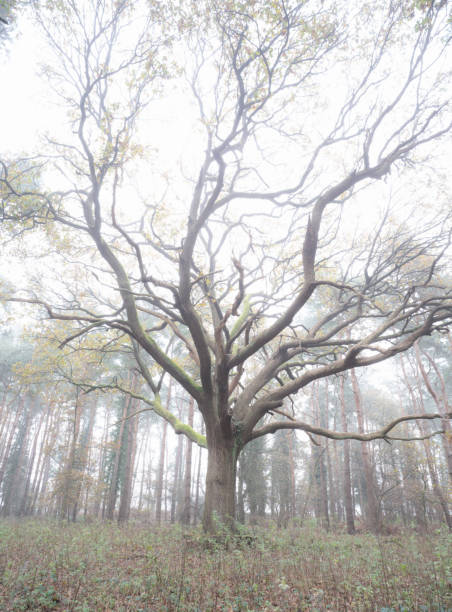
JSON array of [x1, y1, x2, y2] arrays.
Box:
[[390, 446, 407, 526], [287, 430, 297, 522], [326, 440, 337, 524], [324, 380, 337, 524], [155, 419, 168, 524], [193, 426, 203, 526], [202, 433, 237, 533], [312, 382, 329, 529], [118, 402, 138, 524], [339, 376, 355, 534], [72, 396, 97, 522], [181, 397, 194, 525], [236, 457, 245, 524], [164, 443, 169, 521], [170, 429, 183, 523], [105, 395, 129, 520], [60, 390, 82, 521], [351, 369, 381, 533], [94, 406, 110, 519], [137, 426, 150, 514]]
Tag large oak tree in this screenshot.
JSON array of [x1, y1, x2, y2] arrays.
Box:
[[1, 0, 452, 532]]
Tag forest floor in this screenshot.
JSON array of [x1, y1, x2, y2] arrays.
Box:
[[0, 519, 450, 611]]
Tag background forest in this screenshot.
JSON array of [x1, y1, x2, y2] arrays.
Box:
[[0, 327, 450, 532]]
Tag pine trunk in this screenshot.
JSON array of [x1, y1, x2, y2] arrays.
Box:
[[340, 376, 355, 534], [105, 395, 129, 520], [181, 397, 194, 525], [118, 402, 138, 524], [351, 369, 380, 533], [193, 434, 203, 526], [170, 432, 183, 523], [155, 419, 168, 524]]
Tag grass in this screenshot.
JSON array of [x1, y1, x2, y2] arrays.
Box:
[[0, 519, 450, 611]]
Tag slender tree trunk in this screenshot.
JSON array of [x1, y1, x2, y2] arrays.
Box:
[[390, 446, 407, 526], [155, 419, 168, 524], [325, 440, 337, 524], [181, 397, 194, 525], [147, 455, 153, 522], [324, 380, 338, 524], [193, 427, 203, 526], [339, 376, 355, 534], [105, 395, 129, 520], [82, 399, 98, 519], [155, 378, 174, 524], [164, 442, 169, 521], [60, 390, 82, 521], [312, 383, 329, 529], [170, 430, 183, 523], [94, 406, 110, 519], [83, 436, 94, 520], [236, 458, 245, 524], [331, 409, 343, 522], [138, 426, 150, 514], [351, 369, 380, 533], [287, 430, 297, 521], [72, 396, 97, 522], [118, 401, 139, 524]]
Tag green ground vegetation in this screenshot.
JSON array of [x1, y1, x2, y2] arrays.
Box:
[[0, 520, 450, 611]]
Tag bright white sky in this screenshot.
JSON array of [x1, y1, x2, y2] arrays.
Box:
[[0, 16, 191, 161], [1, 17, 53, 153]]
